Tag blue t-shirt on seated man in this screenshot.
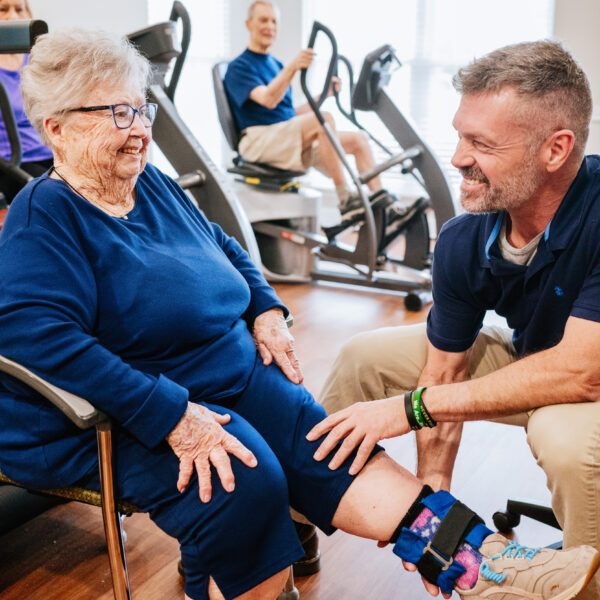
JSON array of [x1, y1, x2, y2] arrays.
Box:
[[224, 48, 295, 131]]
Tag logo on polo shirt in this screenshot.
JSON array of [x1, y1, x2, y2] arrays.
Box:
[[554, 286, 564, 297]]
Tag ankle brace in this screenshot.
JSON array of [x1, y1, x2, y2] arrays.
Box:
[[391, 486, 492, 594]]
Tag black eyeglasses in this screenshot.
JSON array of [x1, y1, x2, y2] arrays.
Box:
[[68, 103, 158, 129]]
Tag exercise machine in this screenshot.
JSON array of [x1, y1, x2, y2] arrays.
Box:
[[214, 19, 457, 308], [0, 20, 48, 228], [294, 22, 456, 307]]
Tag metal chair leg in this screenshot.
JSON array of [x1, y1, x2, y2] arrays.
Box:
[[97, 422, 132, 600], [277, 566, 300, 600]]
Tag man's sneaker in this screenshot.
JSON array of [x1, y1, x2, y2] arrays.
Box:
[[323, 190, 397, 242], [339, 193, 366, 220], [458, 533, 600, 600], [381, 196, 430, 249]]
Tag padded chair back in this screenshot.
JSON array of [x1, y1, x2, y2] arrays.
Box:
[[212, 61, 241, 152]]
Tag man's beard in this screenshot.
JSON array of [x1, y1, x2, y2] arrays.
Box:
[[459, 154, 544, 214]]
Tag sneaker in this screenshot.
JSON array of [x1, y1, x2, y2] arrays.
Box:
[[323, 191, 395, 242], [385, 196, 429, 232], [381, 196, 430, 248], [458, 533, 600, 600]]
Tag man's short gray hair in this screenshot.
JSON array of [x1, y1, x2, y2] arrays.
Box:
[[247, 0, 279, 20], [453, 40, 592, 160], [21, 29, 151, 147]]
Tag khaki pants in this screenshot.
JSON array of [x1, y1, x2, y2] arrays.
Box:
[[238, 116, 321, 173], [319, 322, 600, 599]]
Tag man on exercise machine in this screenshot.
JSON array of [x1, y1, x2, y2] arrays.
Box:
[[224, 0, 412, 237], [314, 40, 600, 600]]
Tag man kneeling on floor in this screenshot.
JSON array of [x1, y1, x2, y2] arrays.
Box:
[[317, 39, 600, 600]]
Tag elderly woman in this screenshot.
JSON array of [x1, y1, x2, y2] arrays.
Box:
[[0, 29, 597, 600]]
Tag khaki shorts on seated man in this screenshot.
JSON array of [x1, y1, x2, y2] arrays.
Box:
[[316, 40, 600, 600], [224, 0, 414, 238]]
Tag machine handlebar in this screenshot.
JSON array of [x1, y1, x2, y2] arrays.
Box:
[[0, 19, 48, 53], [300, 21, 338, 121], [0, 20, 47, 173], [166, 1, 191, 101]]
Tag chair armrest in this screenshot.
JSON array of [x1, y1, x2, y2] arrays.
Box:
[[0, 355, 106, 429]]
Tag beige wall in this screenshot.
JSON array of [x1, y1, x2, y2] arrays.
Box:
[[554, 0, 600, 153]]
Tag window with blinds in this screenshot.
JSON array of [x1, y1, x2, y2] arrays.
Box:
[[303, 0, 555, 204]]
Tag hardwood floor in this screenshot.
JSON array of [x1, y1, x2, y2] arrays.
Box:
[[0, 282, 554, 599]]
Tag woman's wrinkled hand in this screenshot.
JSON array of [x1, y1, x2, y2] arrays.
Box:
[[166, 402, 257, 502], [306, 396, 408, 475], [252, 308, 303, 384]]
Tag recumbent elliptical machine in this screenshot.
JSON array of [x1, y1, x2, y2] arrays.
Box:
[[214, 20, 457, 310]]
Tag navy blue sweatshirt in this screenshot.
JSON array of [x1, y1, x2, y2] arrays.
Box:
[[0, 163, 286, 488]]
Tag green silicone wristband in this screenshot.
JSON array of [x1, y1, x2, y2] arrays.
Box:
[[412, 386, 425, 428]]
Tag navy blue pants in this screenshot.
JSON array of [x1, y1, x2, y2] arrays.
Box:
[[87, 354, 374, 599]]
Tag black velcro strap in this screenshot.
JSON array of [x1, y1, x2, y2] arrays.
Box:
[[389, 484, 434, 544], [417, 500, 483, 583]]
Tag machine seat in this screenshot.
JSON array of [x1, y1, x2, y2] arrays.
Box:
[[212, 61, 304, 185], [229, 156, 305, 182]]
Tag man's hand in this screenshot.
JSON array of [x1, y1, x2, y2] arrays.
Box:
[[291, 48, 314, 71], [166, 403, 257, 502], [327, 75, 341, 97], [252, 308, 303, 384], [306, 396, 407, 475]]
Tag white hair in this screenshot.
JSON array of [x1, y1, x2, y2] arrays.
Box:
[[247, 0, 279, 20], [21, 29, 151, 146]]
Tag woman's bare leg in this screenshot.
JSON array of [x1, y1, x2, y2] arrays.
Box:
[[331, 451, 422, 540], [184, 567, 289, 600]]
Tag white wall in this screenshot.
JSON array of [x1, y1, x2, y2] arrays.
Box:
[[553, 0, 600, 153], [28, 0, 149, 36]]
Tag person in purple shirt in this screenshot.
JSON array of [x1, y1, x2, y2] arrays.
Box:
[[0, 0, 53, 204]]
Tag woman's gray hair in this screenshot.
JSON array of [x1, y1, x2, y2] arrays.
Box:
[[453, 40, 592, 160], [21, 29, 151, 146]]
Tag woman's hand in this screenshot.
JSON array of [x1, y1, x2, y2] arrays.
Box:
[[252, 308, 303, 384], [306, 396, 408, 475], [166, 402, 257, 502]]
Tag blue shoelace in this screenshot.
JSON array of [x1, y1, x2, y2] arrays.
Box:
[[480, 541, 541, 583]]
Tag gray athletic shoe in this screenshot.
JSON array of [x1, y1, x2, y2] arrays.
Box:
[[458, 534, 600, 600]]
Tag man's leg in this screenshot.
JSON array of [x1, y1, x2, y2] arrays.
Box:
[[527, 401, 600, 600], [319, 322, 517, 414], [338, 130, 382, 191], [297, 111, 346, 187]]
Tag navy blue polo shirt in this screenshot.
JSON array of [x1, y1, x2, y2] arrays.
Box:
[[224, 48, 296, 131], [427, 155, 600, 357]]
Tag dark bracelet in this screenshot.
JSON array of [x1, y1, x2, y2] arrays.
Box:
[[418, 389, 437, 428], [404, 390, 422, 430]]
